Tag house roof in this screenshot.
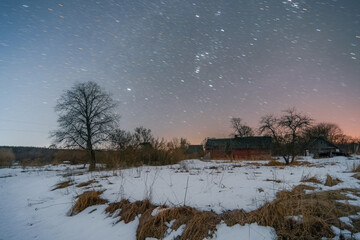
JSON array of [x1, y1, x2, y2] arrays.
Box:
[[205, 136, 272, 150], [308, 137, 338, 149]]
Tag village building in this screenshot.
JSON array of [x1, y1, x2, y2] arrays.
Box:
[[187, 145, 204, 157], [204, 136, 272, 160], [306, 137, 346, 157]]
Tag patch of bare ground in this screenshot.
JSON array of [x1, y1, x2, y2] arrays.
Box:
[[105, 185, 360, 240], [51, 180, 73, 191], [324, 174, 343, 187], [70, 190, 107, 216], [76, 180, 98, 188]]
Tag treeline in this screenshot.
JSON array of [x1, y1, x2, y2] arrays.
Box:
[[0, 128, 195, 168]]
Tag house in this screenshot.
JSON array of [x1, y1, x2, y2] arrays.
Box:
[[306, 137, 346, 157], [204, 136, 272, 160], [187, 145, 204, 157]]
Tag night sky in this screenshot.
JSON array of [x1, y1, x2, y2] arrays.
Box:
[[1, 0, 359, 147]]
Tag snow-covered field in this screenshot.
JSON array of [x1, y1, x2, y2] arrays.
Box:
[[1, 156, 360, 240]]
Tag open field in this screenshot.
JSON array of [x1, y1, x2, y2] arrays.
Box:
[[1, 156, 360, 239]]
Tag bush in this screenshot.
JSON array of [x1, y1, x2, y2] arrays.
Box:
[[0, 148, 15, 168]]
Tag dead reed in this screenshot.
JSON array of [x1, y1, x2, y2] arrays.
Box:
[[105, 184, 360, 239], [76, 180, 98, 188], [70, 190, 107, 216], [301, 175, 322, 184], [51, 180, 73, 191], [324, 174, 342, 187]]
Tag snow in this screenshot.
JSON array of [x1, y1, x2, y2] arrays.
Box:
[[1, 156, 360, 239], [209, 223, 276, 240]]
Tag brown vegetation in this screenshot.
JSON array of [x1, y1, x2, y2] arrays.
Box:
[[76, 180, 98, 188], [301, 175, 322, 184], [51, 180, 73, 191], [0, 148, 15, 168], [70, 190, 107, 216], [104, 185, 360, 239], [324, 174, 342, 187], [266, 179, 282, 183], [352, 163, 360, 172]]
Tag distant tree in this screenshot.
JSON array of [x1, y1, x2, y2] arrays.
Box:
[[304, 122, 343, 144], [133, 126, 154, 147], [0, 148, 15, 168], [167, 137, 190, 151], [230, 117, 254, 137], [51, 81, 117, 171], [109, 129, 133, 150], [259, 108, 313, 164]]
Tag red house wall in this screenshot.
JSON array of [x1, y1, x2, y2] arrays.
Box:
[[205, 149, 271, 160]]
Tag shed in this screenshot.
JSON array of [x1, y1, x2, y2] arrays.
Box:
[[306, 137, 345, 157], [204, 136, 272, 160]]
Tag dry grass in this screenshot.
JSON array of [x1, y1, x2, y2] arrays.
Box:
[[70, 190, 107, 216], [51, 180, 73, 191], [76, 180, 98, 188], [105, 184, 360, 239], [137, 206, 220, 240], [291, 161, 313, 167], [352, 173, 360, 180], [265, 179, 282, 183], [301, 175, 322, 184], [352, 163, 360, 172], [222, 185, 360, 239], [265, 160, 284, 166], [105, 199, 156, 224], [324, 174, 343, 187]]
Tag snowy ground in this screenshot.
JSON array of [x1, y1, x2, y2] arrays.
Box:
[[1, 156, 360, 240]]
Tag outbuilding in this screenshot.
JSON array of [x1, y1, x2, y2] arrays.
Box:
[[204, 136, 272, 160]]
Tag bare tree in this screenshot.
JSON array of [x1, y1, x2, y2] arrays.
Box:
[[51, 81, 117, 171], [259, 108, 312, 164], [109, 129, 133, 150], [230, 117, 254, 137], [304, 122, 343, 144], [133, 126, 154, 147]]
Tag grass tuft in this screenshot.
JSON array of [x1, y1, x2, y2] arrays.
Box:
[[70, 190, 107, 216], [51, 180, 73, 191], [76, 180, 98, 188], [324, 174, 342, 187], [265, 160, 284, 166], [301, 175, 322, 184], [352, 163, 360, 172], [105, 199, 156, 223], [137, 206, 220, 240]]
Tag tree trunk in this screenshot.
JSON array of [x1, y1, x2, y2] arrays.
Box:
[[89, 149, 96, 171]]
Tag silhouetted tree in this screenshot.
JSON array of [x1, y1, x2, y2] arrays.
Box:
[[259, 108, 312, 164], [51, 81, 117, 171], [230, 117, 254, 137], [133, 126, 154, 147], [304, 122, 343, 144], [109, 129, 133, 150]]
